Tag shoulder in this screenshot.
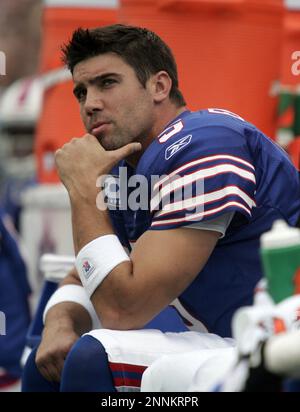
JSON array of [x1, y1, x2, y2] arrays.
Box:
[[137, 109, 255, 178]]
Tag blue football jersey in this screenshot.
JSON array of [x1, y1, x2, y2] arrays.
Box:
[[108, 109, 300, 337], [0, 210, 31, 376]]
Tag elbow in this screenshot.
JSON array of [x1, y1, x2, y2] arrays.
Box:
[[91, 280, 148, 330]]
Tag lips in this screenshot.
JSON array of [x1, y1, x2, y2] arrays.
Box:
[[90, 122, 110, 135]]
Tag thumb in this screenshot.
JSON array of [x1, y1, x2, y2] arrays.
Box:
[[112, 142, 142, 160]]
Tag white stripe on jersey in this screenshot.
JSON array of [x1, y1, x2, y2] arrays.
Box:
[[151, 200, 251, 227], [153, 154, 255, 192], [170, 298, 209, 333], [154, 185, 256, 218], [151, 164, 256, 212]]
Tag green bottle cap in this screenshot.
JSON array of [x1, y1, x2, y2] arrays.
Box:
[[260, 220, 300, 250]]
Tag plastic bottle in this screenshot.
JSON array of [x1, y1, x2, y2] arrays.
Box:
[[260, 219, 300, 303]]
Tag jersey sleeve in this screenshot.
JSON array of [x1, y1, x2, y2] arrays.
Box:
[[149, 125, 256, 230]]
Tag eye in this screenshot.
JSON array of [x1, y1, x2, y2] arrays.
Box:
[[74, 88, 86, 101], [101, 78, 117, 88]]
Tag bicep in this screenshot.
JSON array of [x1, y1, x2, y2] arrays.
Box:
[[130, 227, 221, 305]]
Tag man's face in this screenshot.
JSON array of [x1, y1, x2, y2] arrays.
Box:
[[73, 53, 155, 150]]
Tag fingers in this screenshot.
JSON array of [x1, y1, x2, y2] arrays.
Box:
[[36, 355, 63, 383], [82, 134, 142, 157], [56, 134, 142, 181], [39, 363, 62, 383], [112, 142, 142, 160], [35, 345, 67, 383], [35, 329, 80, 384]]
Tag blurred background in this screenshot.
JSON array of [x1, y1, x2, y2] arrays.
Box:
[[0, 0, 300, 390]]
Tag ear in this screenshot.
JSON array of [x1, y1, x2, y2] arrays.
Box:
[[150, 71, 172, 104]]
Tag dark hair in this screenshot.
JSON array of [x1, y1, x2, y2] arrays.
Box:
[[61, 24, 186, 107]]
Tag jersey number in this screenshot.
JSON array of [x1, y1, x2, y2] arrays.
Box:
[[158, 120, 184, 143]]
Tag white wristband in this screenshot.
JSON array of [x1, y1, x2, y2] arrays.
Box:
[[75, 234, 130, 298], [43, 284, 101, 330]]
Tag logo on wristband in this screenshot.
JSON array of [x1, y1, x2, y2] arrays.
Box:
[[82, 260, 95, 279]]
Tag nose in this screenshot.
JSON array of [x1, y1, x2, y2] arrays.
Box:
[[83, 87, 104, 116]]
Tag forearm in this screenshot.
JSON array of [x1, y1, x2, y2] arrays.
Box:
[[68, 193, 135, 327], [60, 265, 81, 286], [44, 267, 93, 335], [70, 192, 112, 255], [44, 301, 92, 336], [69, 195, 142, 327]]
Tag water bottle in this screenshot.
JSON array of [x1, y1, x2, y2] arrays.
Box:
[[260, 220, 300, 303]]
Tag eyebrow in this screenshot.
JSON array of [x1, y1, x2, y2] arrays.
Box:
[[73, 73, 121, 96]]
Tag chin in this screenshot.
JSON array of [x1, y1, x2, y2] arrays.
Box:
[[93, 133, 112, 149], [101, 139, 120, 151]]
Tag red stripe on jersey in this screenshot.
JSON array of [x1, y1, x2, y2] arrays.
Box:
[[113, 377, 141, 387], [109, 362, 147, 374]]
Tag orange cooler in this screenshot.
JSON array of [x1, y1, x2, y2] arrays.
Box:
[[277, 5, 300, 165], [120, 0, 284, 137]]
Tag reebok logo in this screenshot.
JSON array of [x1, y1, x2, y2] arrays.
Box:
[[165, 135, 192, 160]]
